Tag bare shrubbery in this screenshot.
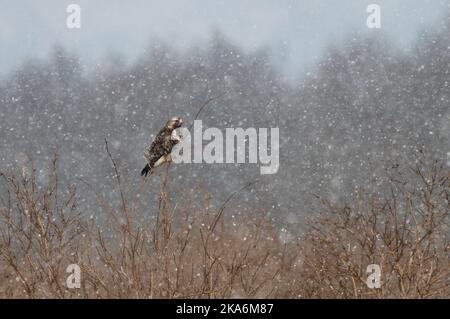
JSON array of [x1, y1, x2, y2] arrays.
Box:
[[0, 155, 87, 298], [298, 154, 450, 298], [0, 150, 292, 298], [0, 151, 448, 298]]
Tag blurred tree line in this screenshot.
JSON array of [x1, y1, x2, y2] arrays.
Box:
[[0, 16, 448, 227]]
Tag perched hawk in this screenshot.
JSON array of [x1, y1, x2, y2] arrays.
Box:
[[141, 116, 183, 177]]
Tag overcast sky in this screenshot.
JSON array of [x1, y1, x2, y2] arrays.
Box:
[[0, 0, 447, 76]]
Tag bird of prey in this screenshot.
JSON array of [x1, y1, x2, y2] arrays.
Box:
[[141, 116, 183, 177]]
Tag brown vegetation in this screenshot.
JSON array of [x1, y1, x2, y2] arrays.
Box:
[[0, 151, 448, 298]]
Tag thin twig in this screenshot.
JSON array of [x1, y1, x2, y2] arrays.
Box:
[[210, 179, 259, 233], [188, 92, 227, 131], [104, 139, 130, 232]]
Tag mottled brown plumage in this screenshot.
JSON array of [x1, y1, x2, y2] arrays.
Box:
[[141, 117, 183, 177]]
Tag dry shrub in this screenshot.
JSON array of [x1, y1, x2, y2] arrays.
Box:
[[0, 150, 448, 298], [298, 154, 450, 298], [0, 155, 86, 298], [0, 150, 296, 298]]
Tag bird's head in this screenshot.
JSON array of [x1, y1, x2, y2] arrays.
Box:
[[166, 116, 183, 129]]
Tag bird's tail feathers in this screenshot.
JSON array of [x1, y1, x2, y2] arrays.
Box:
[[141, 164, 152, 177]]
